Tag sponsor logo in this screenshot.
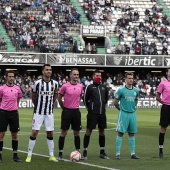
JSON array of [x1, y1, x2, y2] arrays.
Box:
[[165, 58, 170, 66], [40, 91, 54, 96], [124, 56, 156, 66], [113, 56, 122, 65], [0, 54, 39, 63], [50, 54, 97, 64]]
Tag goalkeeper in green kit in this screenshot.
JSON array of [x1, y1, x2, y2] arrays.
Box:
[[114, 72, 140, 160]]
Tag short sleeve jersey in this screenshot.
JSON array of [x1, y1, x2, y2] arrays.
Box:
[[157, 79, 170, 105], [0, 84, 22, 111], [59, 82, 83, 109], [115, 86, 139, 113]]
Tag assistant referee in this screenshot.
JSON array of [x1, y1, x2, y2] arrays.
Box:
[[0, 71, 22, 163]]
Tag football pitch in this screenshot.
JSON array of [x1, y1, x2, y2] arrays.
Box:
[[1, 108, 170, 170]]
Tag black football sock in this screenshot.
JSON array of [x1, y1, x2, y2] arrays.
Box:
[[99, 135, 105, 154], [12, 140, 18, 157], [83, 134, 90, 149], [58, 136, 65, 156], [74, 136, 80, 151], [159, 133, 165, 153]]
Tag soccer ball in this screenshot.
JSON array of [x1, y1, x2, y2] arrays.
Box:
[[70, 151, 81, 162]]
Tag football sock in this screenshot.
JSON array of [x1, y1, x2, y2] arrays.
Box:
[[12, 140, 18, 157], [0, 141, 3, 153], [116, 135, 122, 155], [83, 134, 90, 149], [159, 132, 165, 153], [58, 136, 65, 155], [129, 136, 135, 155], [27, 136, 36, 157], [74, 136, 80, 151], [47, 136, 54, 157], [99, 135, 105, 154]]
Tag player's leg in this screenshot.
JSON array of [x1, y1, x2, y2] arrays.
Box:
[[0, 109, 8, 163], [98, 114, 109, 159], [83, 112, 96, 159], [128, 112, 139, 159], [72, 109, 82, 153], [45, 115, 58, 162], [10, 110, 22, 162], [26, 114, 43, 162], [58, 109, 71, 160], [159, 104, 169, 158], [83, 128, 92, 159], [115, 111, 128, 159]]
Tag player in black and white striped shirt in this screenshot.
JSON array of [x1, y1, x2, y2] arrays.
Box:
[[26, 64, 58, 163]]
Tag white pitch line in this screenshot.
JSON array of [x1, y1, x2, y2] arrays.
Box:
[[5, 128, 116, 136], [3, 147, 119, 170]]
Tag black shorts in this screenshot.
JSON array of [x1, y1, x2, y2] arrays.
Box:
[[61, 108, 82, 131], [87, 111, 107, 130], [0, 109, 20, 132], [160, 104, 170, 127]]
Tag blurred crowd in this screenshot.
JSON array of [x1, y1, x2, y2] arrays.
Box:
[[0, 70, 164, 99]]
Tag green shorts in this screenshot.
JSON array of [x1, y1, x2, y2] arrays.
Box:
[[116, 110, 137, 134]]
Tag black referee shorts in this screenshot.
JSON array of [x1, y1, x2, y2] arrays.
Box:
[[86, 111, 107, 130], [0, 109, 20, 132], [61, 108, 82, 131], [160, 104, 170, 127]]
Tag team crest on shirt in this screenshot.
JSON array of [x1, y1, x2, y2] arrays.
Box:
[[115, 93, 119, 98], [102, 87, 105, 90]]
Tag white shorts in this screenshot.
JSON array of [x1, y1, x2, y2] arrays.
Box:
[[32, 114, 54, 131]]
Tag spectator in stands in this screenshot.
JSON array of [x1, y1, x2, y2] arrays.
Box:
[[145, 9, 150, 16], [86, 42, 92, 54], [160, 25, 166, 36], [152, 47, 158, 55], [0, 37, 6, 50], [119, 32, 124, 42], [115, 43, 123, 54], [134, 44, 141, 55], [134, 10, 139, 21], [162, 45, 168, 55], [91, 43, 97, 54]]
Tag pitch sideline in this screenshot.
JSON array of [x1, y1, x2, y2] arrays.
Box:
[[4, 147, 119, 170]]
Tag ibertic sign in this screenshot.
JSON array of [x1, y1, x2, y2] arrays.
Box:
[[106, 55, 162, 67]]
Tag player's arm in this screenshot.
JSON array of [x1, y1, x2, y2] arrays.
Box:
[[53, 89, 58, 103], [156, 92, 162, 103], [32, 92, 37, 105], [58, 93, 64, 109], [114, 89, 121, 110], [53, 81, 59, 103], [114, 99, 120, 110], [83, 85, 90, 109], [105, 85, 109, 104], [17, 86, 23, 106]]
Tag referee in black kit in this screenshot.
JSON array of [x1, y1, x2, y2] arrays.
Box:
[[82, 70, 109, 160]]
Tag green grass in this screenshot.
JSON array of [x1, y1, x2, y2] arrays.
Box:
[[1, 108, 169, 170]]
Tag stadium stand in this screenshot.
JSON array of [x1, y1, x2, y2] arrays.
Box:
[[0, 0, 170, 54]]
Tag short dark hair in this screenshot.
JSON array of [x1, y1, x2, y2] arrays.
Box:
[[125, 72, 134, 78], [166, 67, 170, 73], [70, 68, 78, 76], [5, 70, 15, 77], [93, 69, 101, 75], [42, 64, 51, 71]]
